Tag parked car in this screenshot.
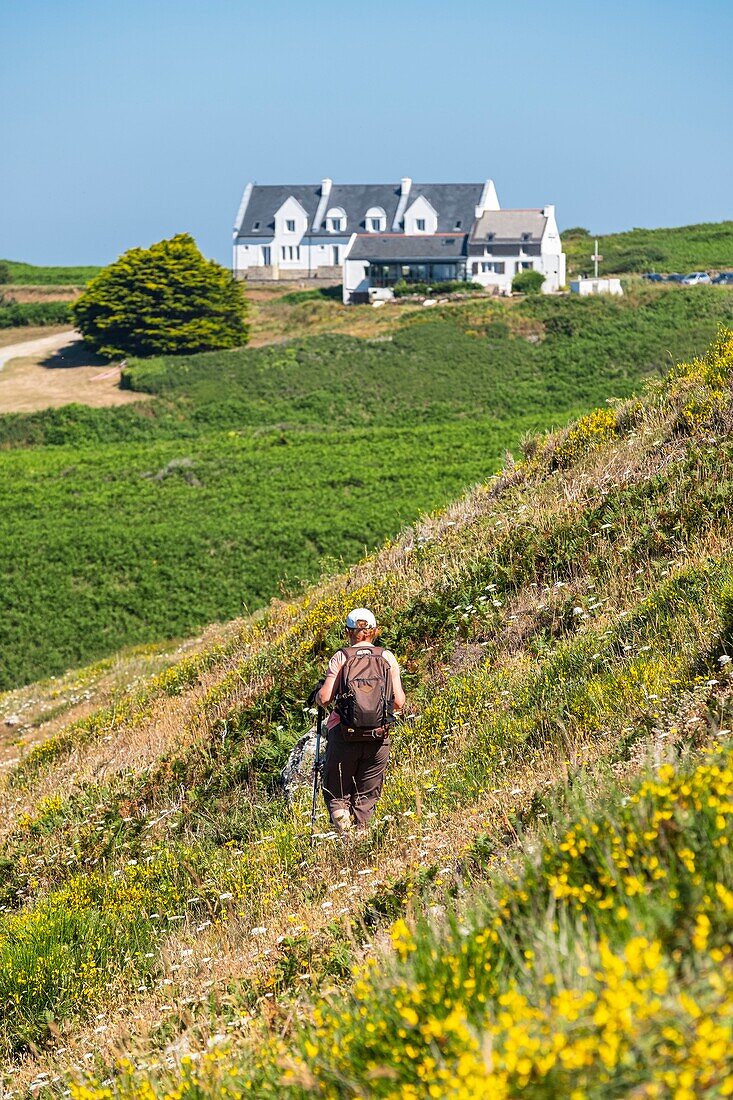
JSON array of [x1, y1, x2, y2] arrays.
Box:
[[642, 272, 665, 282], [680, 272, 712, 285], [666, 273, 685, 282], [712, 272, 733, 285]]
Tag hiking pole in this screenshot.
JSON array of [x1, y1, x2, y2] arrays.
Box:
[[310, 704, 325, 846]]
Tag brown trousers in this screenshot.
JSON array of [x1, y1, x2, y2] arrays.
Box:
[[322, 725, 390, 826]]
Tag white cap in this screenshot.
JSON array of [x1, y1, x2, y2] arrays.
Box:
[[345, 607, 376, 629]]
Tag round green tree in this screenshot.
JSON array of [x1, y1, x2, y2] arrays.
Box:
[[72, 234, 249, 357], [511, 269, 546, 295]]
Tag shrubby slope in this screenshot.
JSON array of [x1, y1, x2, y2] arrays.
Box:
[[562, 219, 733, 274], [0, 330, 732, 1096], [1, 287, 733, 691]]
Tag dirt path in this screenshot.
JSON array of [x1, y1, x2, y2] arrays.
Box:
[[0, 328, 81, 369], [0, 329, 152, 412]]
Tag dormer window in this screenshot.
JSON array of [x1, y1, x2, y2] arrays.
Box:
[[521, 232, 531, 242], [326, 206, 347, 233], [365, 206, 387, 232], [486, 232, 495, 242], [253, 222, 260, 231], [455, 220, 462, 229]]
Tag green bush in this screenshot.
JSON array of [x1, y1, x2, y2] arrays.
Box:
[[0, 261, 11, 284], [392, 280, 483, 298], [72, 234, 249, 358], [0, 301, 71, 328], [512, 269, 546, 295]]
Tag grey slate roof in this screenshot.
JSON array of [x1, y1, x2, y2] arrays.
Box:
[[235, 184, 322, 235], [408, 184, 482, 232], [348, 234, 468, 262], [234, 182, 484, 238], [471, 210, 547, 244], [315, 184, 402, 235]]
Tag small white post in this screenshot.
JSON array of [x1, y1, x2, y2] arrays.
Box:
[[591, 239, 603, 278]]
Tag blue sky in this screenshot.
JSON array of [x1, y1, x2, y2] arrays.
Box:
[[1, 0, 730, 266]]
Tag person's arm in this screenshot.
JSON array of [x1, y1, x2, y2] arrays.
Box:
[[385, 651, 406, 711], [317, 651, 345, 707]]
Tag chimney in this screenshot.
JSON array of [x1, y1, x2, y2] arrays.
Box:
[[392, 177, 413, 231], [321, 177, 333, 196], [476, 179, 500, 218]]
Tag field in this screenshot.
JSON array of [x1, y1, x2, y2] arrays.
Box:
[[0, 331, 731, 1096], [562, 219, 733, 275], [1, 259, 101, 285], [1, 285, 733, 690]]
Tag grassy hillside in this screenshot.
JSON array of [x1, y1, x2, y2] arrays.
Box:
[[0, 259, 101, 286], [562, 220, 733, 275], [1, 287, 733, 690], [0, 330, 731, 1096]]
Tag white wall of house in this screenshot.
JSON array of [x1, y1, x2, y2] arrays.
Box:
[[403, 195, 438, 235], [343, 251, 370, 302], [470, 205, 566, 294], [233, 193, 352, 277]]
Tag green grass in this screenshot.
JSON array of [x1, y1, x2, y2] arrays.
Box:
[[1, 288, 733, 690], [1, 259, 101, 285], [0, 415, 560, 690], [562, 220, 733, 275], [1, 333, 732, 1085]]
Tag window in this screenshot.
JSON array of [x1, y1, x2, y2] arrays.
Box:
[[253, 221, 260, 231], [366, 207, 386, 232], [286, 219, 296, 232], [332, 245, 340, 265], [481, 261, 505, 274], [486, 232, 495, 242], [262, 246, 271, 265], [416, 219, 426, 231], [521, 233, 531, 242], [455, 220, 462, 229], [327, 207, 346, 233], [521, 261, 532, 270]]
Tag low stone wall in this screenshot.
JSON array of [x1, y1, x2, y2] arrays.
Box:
[[235, 266, 342, 284]]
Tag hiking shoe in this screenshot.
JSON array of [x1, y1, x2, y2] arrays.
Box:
[[331, 810, 353, 835]]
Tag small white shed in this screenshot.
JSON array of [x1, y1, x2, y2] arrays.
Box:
[[570, 277, 624, 296]]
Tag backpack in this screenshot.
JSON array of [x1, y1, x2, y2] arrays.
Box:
[[335, 646, 395, 740]]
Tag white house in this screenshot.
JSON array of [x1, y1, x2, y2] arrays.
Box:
[[233, 178, 495, 286], [468, 207, 566, 294], [232, 178, 567, 300]]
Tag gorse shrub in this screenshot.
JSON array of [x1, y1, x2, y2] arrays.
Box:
[[72, 234, 249, 358]]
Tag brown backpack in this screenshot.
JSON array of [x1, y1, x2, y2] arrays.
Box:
[[335, 645, 395, 740]]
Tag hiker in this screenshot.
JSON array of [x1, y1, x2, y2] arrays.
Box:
[[317, 608, 406, 835]]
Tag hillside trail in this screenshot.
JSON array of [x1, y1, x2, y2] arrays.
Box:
[[0, 329, 153, 411], [0, 328, 79, 370]]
